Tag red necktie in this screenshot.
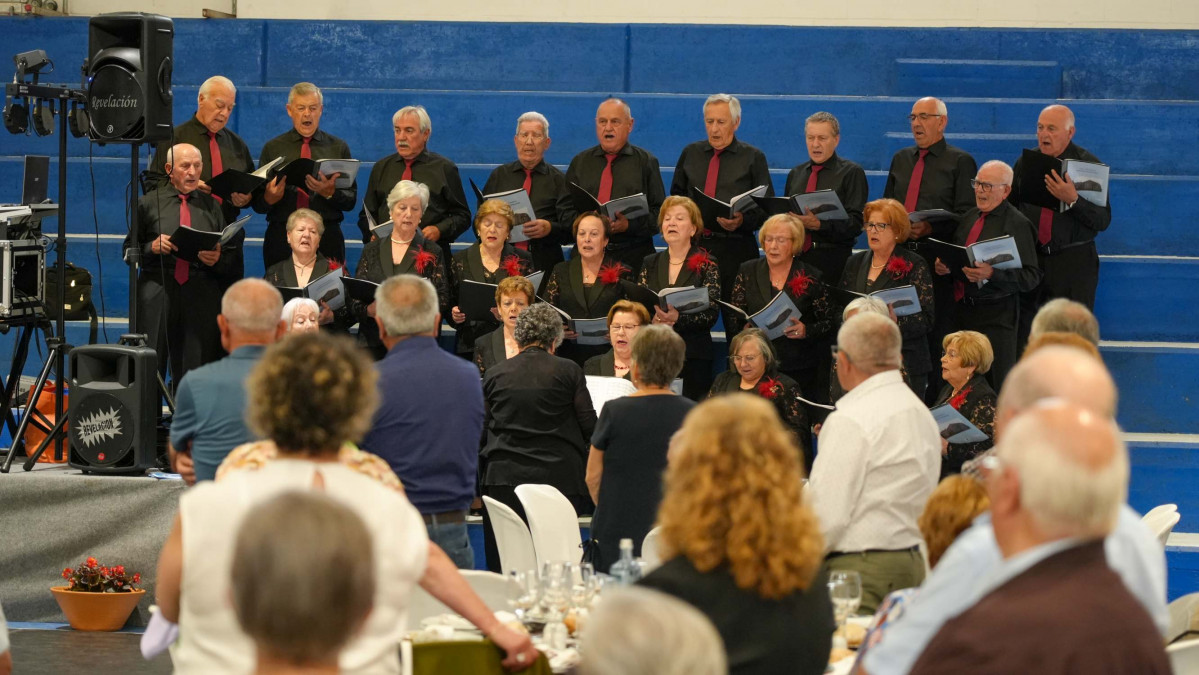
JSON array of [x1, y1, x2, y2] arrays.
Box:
[[703, 148, 723, 197], [597, 153, 617, 203], [296, 136, 312, 209], [801, 164, 825, 253], [401, 158, 414, 182], [954, 212, 989, 301], [903, 149, 929, 212], [514, 168, 533, 251], [207, 132, 224, 205], [1038, 207, 1054, 246], [174, 193, 191, 285]]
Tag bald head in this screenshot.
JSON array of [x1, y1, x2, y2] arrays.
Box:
[[996, 345, 1116, 437], [221, 279, 285, 335], [164, 143, 203, 194], [1037, 104, 1076, 158]]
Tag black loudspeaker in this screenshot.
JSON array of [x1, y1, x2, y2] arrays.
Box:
[[67, 344, 159, 474], [86, 12, 173, 144]]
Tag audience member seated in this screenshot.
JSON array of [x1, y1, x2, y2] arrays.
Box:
[[1023, 330, 1100, 359], [917, 475, 991, 569], [480, 303, 598, 571], [281, 297, 321, 334], [840, 198, 935, 399], [708, 328, 811, 469], [861, 346, 1168, 675], [1028, 297, 1100, 346], [908, 402, 1169, 674], [264, 209, 348, 330], [586, 325, 691, 572], [828, 296, 895, 404], [728, 213, 832, 404], [640, 394, 834, 675], [931, 330, 996, 477], [474, 276, 535, 377], [169, 279, 286, 485], [351, 180, 450, 359], [580, 587, 726, 675], [583, 300, 649, 380], [809, 313, 940, 613], [636, 195, 721, 400], [543, 212, 635, 366], [156, 332, 535, 674], [230, 491, 375, 675], [449, 199, 534, 358]]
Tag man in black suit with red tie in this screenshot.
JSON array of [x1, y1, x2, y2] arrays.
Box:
[[1009, 104, 1111, 351], [884, 96, 979, 402], [565, 98, 665, 275], [671, 93, 774, 306], [482, 112, 573, 275], [783, 111, 868, 286]]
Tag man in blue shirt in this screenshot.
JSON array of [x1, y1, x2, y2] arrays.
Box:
[[169, 279, 285, 484], [361, 274, 484, 569]]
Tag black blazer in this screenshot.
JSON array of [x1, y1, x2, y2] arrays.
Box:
[[728, 257, 833, 374], [708, 370, 812, 468], [583, 350, 632, 381], [450, 243, 534, 353], [481, 346, 597, 498], [636, 246, 720, 360], [473, 326, 508, 377], [351, 231, 449, 355], [544, 255, 631, 320], [264, 253, 352, 331], [932, 372, 997, 477], [840, 246, 936, 376]]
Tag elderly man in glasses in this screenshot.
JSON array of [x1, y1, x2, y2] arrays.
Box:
[[933, 160, 1040, 388]]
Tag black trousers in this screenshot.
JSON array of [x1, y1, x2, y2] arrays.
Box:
[[606, 240, 657, 277], [956, 295, 1019, 391], [799, 243, 853, 287], [136, 273, 224, 392], [1017, 243, 1099, 352], [704, 235, 762, 331], [680, 357, 714, 401], [481, 484, 593, 573]]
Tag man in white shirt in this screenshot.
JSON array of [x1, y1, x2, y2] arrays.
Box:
[[808, 312, 941, 612]]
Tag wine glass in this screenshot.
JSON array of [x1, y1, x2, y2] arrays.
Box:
[[507, 570, 539, 623], [827, 570, 862, 641]]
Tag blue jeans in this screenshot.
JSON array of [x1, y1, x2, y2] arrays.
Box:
[[427, 520, 474, 570]]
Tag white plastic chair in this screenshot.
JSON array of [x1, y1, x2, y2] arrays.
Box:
[[483, 496, 538, 576], [1144, 503, 1179, 521], [1169, 639, 1199, 674], [641, 526, 663, 570], [1143, 508, 1182, 547], [405, 569, 513, 628], [1169, 593, 1199, 643], [514, 484, 582, 567]]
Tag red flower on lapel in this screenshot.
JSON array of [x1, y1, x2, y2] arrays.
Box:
[[327, 258, 343, 272], [502, 255, 523, 277], [598, 262, 628, 286], [757, 377, 782, 400], [886, 256, 913, 280], [787, 270, 814, 297], [686, 249, 713, 274], [950, 386, 972, 410], [414, 247, 436, 275]]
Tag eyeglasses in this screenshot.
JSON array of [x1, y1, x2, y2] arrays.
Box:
[[864, 222, 891, 233], [908, 113, 944, 122], [942, 348, 960, 358], [970, 179, 1008, 193], [830, 345, 852, 363], [609, 323, 640, 333]]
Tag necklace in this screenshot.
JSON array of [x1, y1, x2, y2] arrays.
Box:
[[669, 259, 685, 265], [293, 257, 315, 270], [390, 236, 413, 245], [870, 259, 887, 270]]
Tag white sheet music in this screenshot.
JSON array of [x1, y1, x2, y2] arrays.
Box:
[[586, 375, 637, 417]]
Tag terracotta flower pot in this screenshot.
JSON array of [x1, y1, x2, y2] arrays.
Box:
[[50, 586, 145, 631]]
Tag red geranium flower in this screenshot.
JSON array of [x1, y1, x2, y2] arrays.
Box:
[[133, 573, 141, 583], [414, 247, 436, 275], [686, 249, 713, 274], [787, 270, 814, 297], [950, 387, 972, 410], [86, 557, 97, 569], [757, 377, 782, 400], [62, 567, 72, 579], [502, 255, 523, 277], [886, 256, 913, 280], [598, 262, 628, 286]]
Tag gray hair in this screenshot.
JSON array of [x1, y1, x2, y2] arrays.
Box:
[[231, 491, 374, 665], [288, 81, 323, 105], [198, 75, 236, 100], [514, 303, 564, 350], [842, 296, 890, 321], [997, 401, 1127, 539], [728, 328, 777, 373], [805, 111, 840, 136], [599, 97, 632, 118], [916, 96, 948, 116], [392, 105, 431, 133], [516, 111, 550, 138], [703, 93, 741, 123], [386, 180, 430, 212], [837, 312, 901, 374], [375, 275, 439, 337], [163, 142, 201, 167], [286, 207, 325, 235], [281, 297, 320, 328], [222, 279, 284, 333], [631, 325, 686, 388], [979, 159, 1014, 186], [997, 345, 1117, 420], [1030, 298, 1099, 346], [579, 587, 726, 675]]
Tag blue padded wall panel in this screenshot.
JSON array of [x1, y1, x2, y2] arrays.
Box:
[[894, 59, 1061, 99], [1094, 259, 1199, 342], [1105, 345, 1199, 435], [1128, 439, 1199, 534]]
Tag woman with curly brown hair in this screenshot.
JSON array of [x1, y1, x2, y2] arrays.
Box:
[[639, 394, 835, 675], [918, 475, 991, 569]]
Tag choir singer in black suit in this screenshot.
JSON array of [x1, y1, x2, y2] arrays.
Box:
[[482, 112, 574, 274], [254, 82, 357, 269], [840, 198, 936, 399], [473, 276, 536, 377], [565, 98, 665, 274], [357, 105, 471, 246], [934, 161, 1040, 389], [262, 208, 349, 331], [127, 143, 244, 389]]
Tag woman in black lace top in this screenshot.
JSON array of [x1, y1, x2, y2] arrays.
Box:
[[932, 330, 997, 477]]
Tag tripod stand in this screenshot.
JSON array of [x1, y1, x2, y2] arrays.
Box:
[[0, 316, 68, 472]]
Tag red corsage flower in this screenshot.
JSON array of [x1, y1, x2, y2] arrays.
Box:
[[414, 247, 436, 275], [686, 249, 713, 274], [598, 262, 628, 286], [787, 270, 814, 297], [950, 387, 972, 410], [502, 255, 523, 277], [886, 256, 913, 280], [757, 377, 782, 400], [327, 258, 343, 272]]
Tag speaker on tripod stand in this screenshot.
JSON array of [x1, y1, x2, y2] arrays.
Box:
[[67, 343, 158, 474], [86, 12, 173, 144]]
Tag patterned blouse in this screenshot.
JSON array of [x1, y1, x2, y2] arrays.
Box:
[[215, 440, 405, 494]]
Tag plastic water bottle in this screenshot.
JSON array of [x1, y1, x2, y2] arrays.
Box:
[[609, 538, 643, 585]]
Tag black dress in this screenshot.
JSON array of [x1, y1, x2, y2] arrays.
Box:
[[932, 373, 997, 477], [589, 394, 694, 572], [350, 231, 450, 359], [543, 255, 633, 366], [472, 327, 509, 378], [449, 243, 534, 355], [640, 556, 834, 675], [708, 370, 812, 472], [583, 350, 632, 381], [636, 246, 721, 401]]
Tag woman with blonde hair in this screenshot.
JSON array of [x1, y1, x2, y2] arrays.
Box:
[[932, 329, 997, 476], [918, 475, 991, 568], [640, 394, 834, 675]]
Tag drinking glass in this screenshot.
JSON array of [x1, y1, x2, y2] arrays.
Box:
[[506, 570, 539, 623], [827, 570, 863, 632]]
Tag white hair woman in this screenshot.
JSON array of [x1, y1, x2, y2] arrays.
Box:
[[281, 297, 321, 334], [580, 587, 726, 675]]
